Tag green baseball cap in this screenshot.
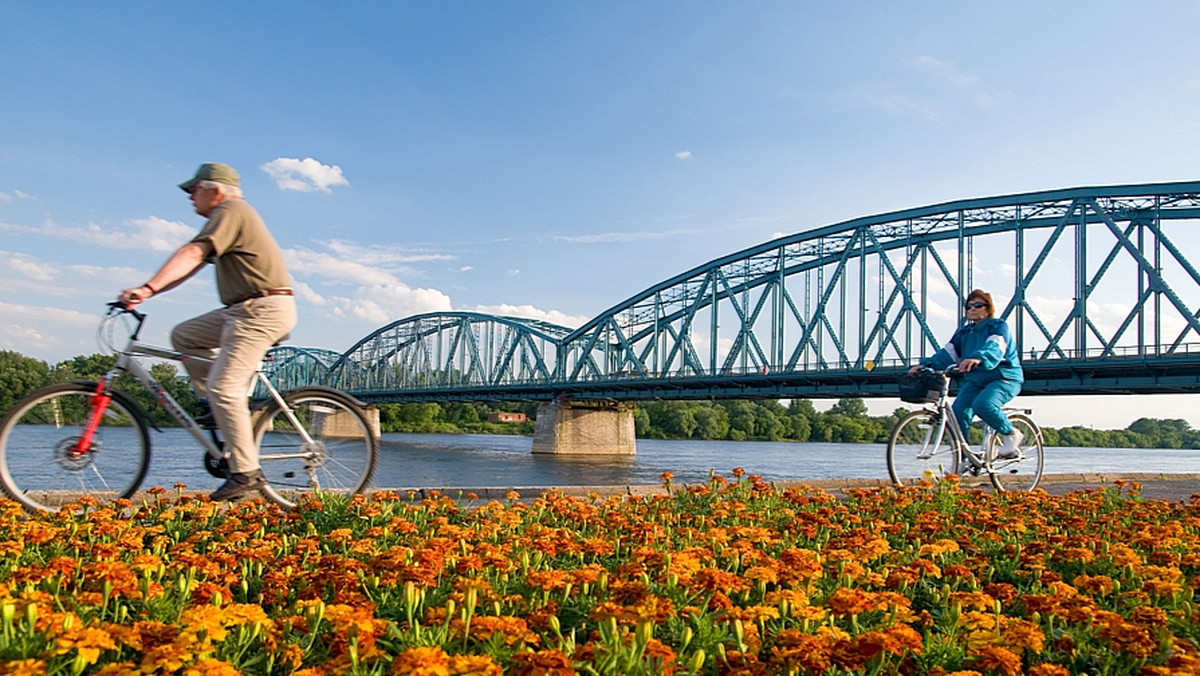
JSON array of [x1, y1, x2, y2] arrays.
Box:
[[178, 162, 240, 192]]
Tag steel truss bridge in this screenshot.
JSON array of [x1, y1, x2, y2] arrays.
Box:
[[269, 181, 1200, 405]]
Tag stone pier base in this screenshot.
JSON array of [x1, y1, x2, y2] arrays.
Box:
[[310, 407, 381, 439], [531, 401, 636, 455]]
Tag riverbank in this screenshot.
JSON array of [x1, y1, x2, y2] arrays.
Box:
[[105, 471, 1200, 506], [367, 471, 1200, 502]]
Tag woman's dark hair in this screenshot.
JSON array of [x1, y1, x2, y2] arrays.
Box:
[[965, 289, 996, 318]]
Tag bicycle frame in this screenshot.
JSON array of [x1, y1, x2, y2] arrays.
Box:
[[915, 370, 994, 473], [920, 370, 1033, 471], [81, 309, 316, 464]]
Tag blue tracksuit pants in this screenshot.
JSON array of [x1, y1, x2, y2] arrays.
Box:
[[952, 378, 1022, 438]]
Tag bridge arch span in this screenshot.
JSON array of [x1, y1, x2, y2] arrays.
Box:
[[557, 181, 1200, 398], [328, 311, 574, 400], [280, 181, 1200, 402]]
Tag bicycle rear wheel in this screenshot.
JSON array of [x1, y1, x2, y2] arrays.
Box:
[[0, 383, 151, 512], [887, 409, 960, 486], [253, 388, 377, 509], [987, 414, 1044, 491]]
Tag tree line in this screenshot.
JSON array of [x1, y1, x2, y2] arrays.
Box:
[[3, 350, 1197, 449]]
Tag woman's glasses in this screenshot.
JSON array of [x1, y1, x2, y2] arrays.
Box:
[[964, 301, 987, 309]]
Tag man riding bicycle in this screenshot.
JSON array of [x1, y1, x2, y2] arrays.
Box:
[[118, 162, 297, 501]]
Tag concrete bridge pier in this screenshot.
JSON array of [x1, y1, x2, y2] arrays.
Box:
[[531, 400, 636, 455]]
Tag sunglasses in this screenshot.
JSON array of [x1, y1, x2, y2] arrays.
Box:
[[964, 301, 988, 309]]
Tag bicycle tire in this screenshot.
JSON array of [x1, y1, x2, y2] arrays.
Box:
[[0, 383, 152, 512], [252, 388, 377, 509], [887, 409, 960, 486], [986, 413, 1044, 491]]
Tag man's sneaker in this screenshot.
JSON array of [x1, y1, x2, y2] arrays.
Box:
[[210, 470, 266, 501], [195, 401, 218, 430], [995, 429, 1024, 459]]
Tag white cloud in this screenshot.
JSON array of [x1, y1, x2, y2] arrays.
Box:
[[341, 285, 453, 325], [0, 190, 33, 202], [472, 303, 588, 329], [554, 227, 703, 244], [321, 239, 455, 265], [261, 157, 350, 193], [282, 244, 453, 326], [0, 300, 99, 361], [285, 247, 400, 287], [0, 216, 195, 252], [911, 55, 1006, 110], [1, 252, 58, 282], [675, 150, 692, 160]]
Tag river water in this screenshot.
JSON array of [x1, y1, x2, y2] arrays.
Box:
[[131, 429, 1200, 493]]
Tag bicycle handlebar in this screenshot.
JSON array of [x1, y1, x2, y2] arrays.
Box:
[[914, 364, 963, 377], [104, 302, 148, 343]]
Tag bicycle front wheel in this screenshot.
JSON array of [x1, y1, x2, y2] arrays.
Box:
[[253, 388, 377, 509], [0, 383, 152, 512], [987, 414, 1044, 491], [887, 409, 960, 486]]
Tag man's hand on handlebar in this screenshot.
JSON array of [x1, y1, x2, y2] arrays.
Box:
[[117, 284, 155, 309]]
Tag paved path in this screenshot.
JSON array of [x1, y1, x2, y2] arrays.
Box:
[[98, 473, 1200, 507], [373, 473, 1200, 503]]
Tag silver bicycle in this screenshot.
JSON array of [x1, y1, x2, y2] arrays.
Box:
[[0, 304, 378, 512], [887, 366, 1044, 491]]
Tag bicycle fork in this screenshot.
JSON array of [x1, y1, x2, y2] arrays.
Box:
[[72, 376, 116, 458]]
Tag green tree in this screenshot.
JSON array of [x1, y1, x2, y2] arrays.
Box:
[[723, 401, 759, 440], [829, 397, 868, 418], [52, 353, 118, 382], [659, 401, 699, 438], [0, 351, 49, 411], [692, 404, 730, 440]]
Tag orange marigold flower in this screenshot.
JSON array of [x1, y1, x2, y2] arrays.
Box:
[[999, 617, 1045, 654], [770, 629, 833, 673], [182, 658, 241, 676], [1027, 663, 1071, 676], [392, 645, 451, 676], [968, 645, 1022, 676], [1071, 574, 1115, 596], [449, 654, 503, 676], [825, 587, 875, 616], [92, 662, 140, 676], [918, 539, 960, 558], [510, 648, 576, 675], [5, 659, 46, 676]]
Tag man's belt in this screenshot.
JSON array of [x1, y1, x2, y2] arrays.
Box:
[[226, 288, 294, 306]]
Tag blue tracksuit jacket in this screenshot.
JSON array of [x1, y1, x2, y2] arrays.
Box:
[[922, 317, 1024, 385]]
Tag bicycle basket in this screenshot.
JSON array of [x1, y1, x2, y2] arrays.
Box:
[[897, 371, 941, 404]]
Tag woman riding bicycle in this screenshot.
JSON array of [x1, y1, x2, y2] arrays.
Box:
[[908, 289, 1025, 458]]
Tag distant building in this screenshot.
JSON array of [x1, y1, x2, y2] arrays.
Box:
[[487, 412, 527, 424]]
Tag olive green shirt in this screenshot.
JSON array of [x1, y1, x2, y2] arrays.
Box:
[[191, 200, 291, 306]]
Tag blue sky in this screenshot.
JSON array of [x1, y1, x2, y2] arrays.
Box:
[[4, 2, 1200, 429]]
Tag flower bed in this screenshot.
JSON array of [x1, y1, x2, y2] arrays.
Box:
[[1, 473, 1198, 675]]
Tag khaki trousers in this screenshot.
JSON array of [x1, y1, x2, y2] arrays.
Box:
[[171, 296, 298, 474]]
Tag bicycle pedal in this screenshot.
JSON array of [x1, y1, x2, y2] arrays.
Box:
[[203, 451, 231, 479]]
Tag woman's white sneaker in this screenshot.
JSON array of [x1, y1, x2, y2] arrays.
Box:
[[996, 430, 1024, 459]]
